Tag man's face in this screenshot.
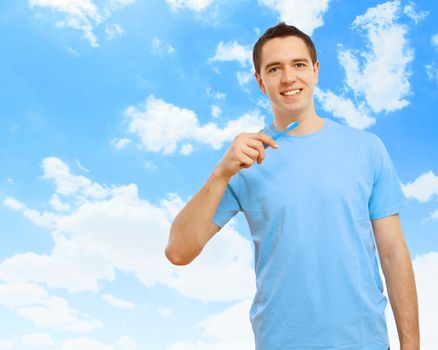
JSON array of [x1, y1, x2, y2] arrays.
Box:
[[255, 36, 319, 118]]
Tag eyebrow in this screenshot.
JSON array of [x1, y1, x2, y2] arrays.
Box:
[[264, 58, 311, 71]]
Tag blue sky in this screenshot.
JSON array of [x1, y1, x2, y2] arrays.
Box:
[[0, 0, 437, 349]]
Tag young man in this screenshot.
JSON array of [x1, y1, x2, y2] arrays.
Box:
[[165, 23, 419, 350]]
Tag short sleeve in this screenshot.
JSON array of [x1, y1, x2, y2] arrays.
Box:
[[368, 136, 408, 220], [212, 173, 242, 228]]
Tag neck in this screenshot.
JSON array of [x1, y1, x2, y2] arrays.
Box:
[[272, 105, 324, 136]]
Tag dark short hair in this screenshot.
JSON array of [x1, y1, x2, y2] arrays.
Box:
[[253, 22, 318, 74]]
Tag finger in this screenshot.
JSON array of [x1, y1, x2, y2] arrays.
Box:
[[240, 146, 259, 163], [253, 132, 278, 149], [246, 139, 265, 164], [238, 152, 255, 168]]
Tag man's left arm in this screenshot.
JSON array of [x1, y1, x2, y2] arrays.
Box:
[[372, 214, 420, 350]]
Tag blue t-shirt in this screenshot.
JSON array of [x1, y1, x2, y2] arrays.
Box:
[[213, 117, 407, 350]]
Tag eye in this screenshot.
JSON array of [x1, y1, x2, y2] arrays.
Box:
[[268, 66, 279, 73], [296, 63, 306, 68]]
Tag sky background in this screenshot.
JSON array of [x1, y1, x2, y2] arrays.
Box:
[[0, 0, 437, 349]]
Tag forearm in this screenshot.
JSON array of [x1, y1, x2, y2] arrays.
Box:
[[165, 169, 230, 264], [381, 245, 419, 349]]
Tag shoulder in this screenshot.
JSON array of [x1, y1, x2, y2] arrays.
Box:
[[326, 117, 381, 145]]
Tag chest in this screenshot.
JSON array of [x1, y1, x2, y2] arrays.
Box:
[[239, 141, 374, 214]]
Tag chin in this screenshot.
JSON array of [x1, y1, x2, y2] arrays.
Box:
[[272, 101, 307, 117], [282, 106, 305, 116]]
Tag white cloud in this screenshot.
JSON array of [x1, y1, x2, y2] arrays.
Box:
[[166, 0, 214, 13], [30, 0, 103, 47], [75, 159, 90, 173], [430, 208, 438, 220], [0, 232, 115, 292], [0, 282, 101, 332], [314, 88, 375, 129], [259, 0, 331, 35], [102, 293, 135, 309], [425, 64, 438, 84], [0, 340, 12, 349], [17, 295, 102, 332], [211, 105, 221, 118], [318, 1, 415, 127], [206, 87, 226, 100], [152, 37, 161, 48], [432, 34, 438, 49], [111, 137, 132, 149], [126, 96, 197, 154], [29, 0, 136, 47], [126, 95, 265, 154], [43, 157, 108, 200], [1, 180, 171, 292], [5, 198, 57, 227], [2, 158, 256, 303], [105, 23, 125, 40], [402, 171, 438, 203], [60, 337, 113, 350], [236, 70, 252, 86], [106, 0, 136, 11], [67, 47, 79, 56], [167, 299, 254, 350], [50, 193, 71, 212], [117, 335, 137, 350], [413, 252, 438, 349], [426, 33, 438, 84], [151, 37, 175, 54], [144, 160, 158, 171], [0, 282, 48, 307], [159, 192, 185, 222], [3, 197, 25, 210], [157, 306, 172, 317], [402, 2, 429, 23], [168, 343, 194, 350], [180, 143, 193, 155], [21, 333, 55, 347], [197, 299, 253, 345], [4, 156, 114, 227], [23, 208, 59, 228], [210, 41, 252, 67], [162, 221, 255, 302], [256, 97, 270, 111], [340, 1, 413, 113]]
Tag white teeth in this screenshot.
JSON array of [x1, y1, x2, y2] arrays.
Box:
[[282, 89, 301, 96]]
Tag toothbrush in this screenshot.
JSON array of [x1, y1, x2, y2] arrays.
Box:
[[263, 121, 299, 148]]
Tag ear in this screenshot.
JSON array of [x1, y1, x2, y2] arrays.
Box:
[[255, 72, 267, 94], [313, 61, 320, 84]]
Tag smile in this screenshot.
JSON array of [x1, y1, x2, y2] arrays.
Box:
[[281, 89, 303, 96]]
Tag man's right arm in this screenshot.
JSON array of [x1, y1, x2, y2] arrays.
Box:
[[164, 132, 278, 266], [164, 169, 230, 265]]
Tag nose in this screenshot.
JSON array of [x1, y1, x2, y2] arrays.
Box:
[[281, 67, 296, 85]]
